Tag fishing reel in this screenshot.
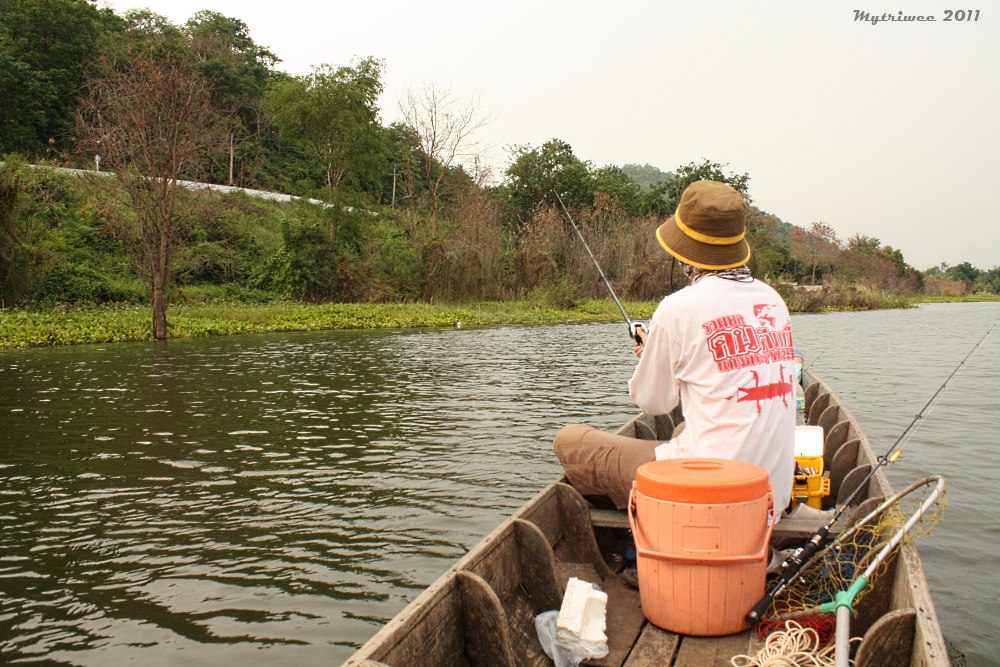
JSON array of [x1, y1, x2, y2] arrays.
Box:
[[629, 321, 648, 345]]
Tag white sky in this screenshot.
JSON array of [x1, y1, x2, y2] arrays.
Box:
[[101, 0, 998, 270]]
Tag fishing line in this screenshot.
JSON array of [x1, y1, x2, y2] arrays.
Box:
[[747, 319, 997, 625], [553, 190, 645, 344]]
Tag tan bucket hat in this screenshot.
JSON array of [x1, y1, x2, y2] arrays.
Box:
[[656, 180, 751, 270]]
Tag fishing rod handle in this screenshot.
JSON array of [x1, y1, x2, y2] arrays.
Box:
[[745, 527, 828, 624], [630, 321, 647, 345]]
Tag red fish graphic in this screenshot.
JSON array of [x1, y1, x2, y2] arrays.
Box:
[[734, 366, 791, 413]]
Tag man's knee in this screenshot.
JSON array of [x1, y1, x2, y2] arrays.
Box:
[[553, 424, 597, 462]]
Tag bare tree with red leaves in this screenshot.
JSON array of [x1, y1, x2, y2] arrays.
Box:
[[76, 55, 223, 339]]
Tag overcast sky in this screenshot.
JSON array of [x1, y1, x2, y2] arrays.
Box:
[[100, 0, 997, 270]]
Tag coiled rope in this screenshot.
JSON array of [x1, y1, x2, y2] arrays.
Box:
[[731, 620, 858, 667]]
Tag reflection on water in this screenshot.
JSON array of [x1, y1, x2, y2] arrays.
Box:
[[0, 324, 637, 665], [1, 303, 998, 666]]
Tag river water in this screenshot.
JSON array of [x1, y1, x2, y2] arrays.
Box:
[[1, 302, 997, 666]]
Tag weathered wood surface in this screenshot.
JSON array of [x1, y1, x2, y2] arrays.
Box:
[[838, 464, 874, 506], [856, 608, 917, 667], [588, 577, 646, 667], [673, 632, 763, 667], [807, 391, 832, 426], [829, 438, 861, 502], [823, 420, 853, 464], [622, 624, 679, 666]]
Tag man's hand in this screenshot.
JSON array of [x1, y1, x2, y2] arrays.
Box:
[[633, 324, 648, 358]]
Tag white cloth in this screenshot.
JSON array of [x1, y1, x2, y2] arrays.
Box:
[[628, 276, 796, 513]]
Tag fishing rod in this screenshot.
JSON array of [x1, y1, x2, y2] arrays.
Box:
[[552, 190, 645, 344], [746, 319, 997, 624]]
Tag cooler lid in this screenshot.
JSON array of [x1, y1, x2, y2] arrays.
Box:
[[794, 425, 824, 458], [635, 458, 771, 504]]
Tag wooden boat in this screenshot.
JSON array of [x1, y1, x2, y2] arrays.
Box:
[[342, 372, 949, 667]]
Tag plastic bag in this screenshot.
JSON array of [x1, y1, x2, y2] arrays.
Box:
[[534, 610, 609, 667]]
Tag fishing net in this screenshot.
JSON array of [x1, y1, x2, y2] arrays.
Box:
[[756, 476, 947, 645]]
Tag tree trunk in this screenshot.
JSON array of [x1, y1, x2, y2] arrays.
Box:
[[151, 230, 170, 340], [152, 281, 168, 340]]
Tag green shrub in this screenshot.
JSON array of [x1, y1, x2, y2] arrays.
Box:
[[34, 264, 144, 304], [526, 280, 579, 309]]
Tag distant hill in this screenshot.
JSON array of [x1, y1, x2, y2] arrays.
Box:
[[621, 163, 675, 187]]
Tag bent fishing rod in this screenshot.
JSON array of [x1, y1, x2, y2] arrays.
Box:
[[553, 191, 645, 344], [746, 319, 997, 624]]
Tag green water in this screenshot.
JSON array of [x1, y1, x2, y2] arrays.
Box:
[[2, 303, 998, 665]]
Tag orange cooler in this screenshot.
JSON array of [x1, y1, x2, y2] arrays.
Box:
[[627, 458, 774, 636]]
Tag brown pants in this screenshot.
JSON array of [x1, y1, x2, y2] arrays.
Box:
[[553, 424, 659, 510]]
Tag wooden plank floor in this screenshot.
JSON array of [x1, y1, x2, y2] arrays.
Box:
[[620, 624, 766, 667]]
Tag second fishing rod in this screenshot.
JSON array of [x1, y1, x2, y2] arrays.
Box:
[[553, 190, 646, 344], [746, 319, 997, 624]]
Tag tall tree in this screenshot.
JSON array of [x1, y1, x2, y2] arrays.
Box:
[[185, 10, 276, 186], [265, 58, 386, 195], [667, 159, 751, 209], [0, 0, 104, 155], [499, 139, 593, 227], [75, 54, 223, 339], [790, 221, 840, 284], [398, 82, 489, 233]]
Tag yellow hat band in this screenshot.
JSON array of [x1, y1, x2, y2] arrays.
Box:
[[675, 210, 746, 245], [656, 226, 750, 270]]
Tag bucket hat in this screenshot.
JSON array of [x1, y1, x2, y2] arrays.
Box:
[[655, 180, 751, 270]]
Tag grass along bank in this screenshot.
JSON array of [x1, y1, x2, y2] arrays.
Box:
[[6, 285, 982, 350], [0, 300, 659, 350]]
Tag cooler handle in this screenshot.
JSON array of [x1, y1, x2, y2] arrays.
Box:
[[627, 486, 775, 565]]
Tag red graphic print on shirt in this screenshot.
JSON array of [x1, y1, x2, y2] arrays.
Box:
[[701, 305, 794, 373], [735, 366, 792, 413]]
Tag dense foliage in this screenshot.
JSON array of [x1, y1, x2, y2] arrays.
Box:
[[2, 0, 996, 338]]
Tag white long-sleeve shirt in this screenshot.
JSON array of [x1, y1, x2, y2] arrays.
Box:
[[628, 275, 796, 512]]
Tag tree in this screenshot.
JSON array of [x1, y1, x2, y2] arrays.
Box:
[[499, 139, 593, 227], [399, 82, 489, 232], [185, 10, 277, 186], [590, 165, 644, 217], [946, 261, 980, 286], [0, 0, 104, 155], [265, 58, 386, 195], [846, 233, 881, 255], [790, 221, 840, 284], [75, 54, 223, 339], [667, 159, 751, 210], [972, 267, 1000, 294]]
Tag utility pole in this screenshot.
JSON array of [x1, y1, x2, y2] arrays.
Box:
[[390, 165, 398, 207]]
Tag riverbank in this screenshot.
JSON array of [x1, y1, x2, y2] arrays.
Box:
[[0, 300, 659, 349], [3, 294, 997, 350]]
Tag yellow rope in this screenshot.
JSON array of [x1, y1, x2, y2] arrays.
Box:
[[730, 621, 855, 667]]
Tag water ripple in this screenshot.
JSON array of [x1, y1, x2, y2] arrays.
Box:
[[16, 309, 998, 664]]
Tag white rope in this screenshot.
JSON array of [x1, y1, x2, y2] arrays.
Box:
[[730, 621, 849, 667]]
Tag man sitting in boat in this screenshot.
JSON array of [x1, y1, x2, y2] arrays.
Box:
[[554, 180, 795, 517]]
